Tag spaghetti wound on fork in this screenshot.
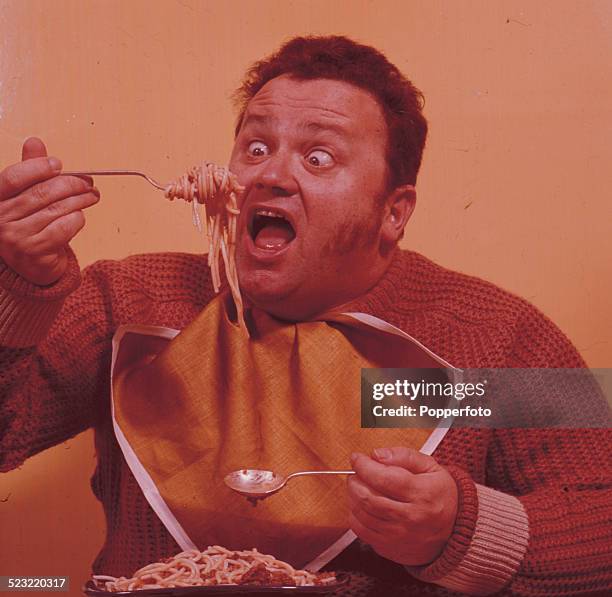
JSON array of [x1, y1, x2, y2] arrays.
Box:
[[165, 164, 246, 330]]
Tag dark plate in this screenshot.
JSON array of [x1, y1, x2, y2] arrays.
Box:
[[82, 574, 348, 596]]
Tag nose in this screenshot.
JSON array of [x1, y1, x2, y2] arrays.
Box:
[[254, 151, 299, 198]]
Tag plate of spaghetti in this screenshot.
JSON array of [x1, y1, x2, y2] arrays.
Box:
[[84, 546, 347, 595]]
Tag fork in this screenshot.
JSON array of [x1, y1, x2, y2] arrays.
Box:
[[62, 170, 167, 191]]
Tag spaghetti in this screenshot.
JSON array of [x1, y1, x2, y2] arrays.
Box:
[[164, 164, 246, 331], [92, 545, 336, 591]]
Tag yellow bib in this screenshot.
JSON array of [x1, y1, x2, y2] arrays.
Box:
[[111, 296, 452, 568]]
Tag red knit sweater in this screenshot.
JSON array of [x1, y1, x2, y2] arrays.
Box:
[[0, 249, 610, 596]]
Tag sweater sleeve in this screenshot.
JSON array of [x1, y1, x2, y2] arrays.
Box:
[[483, 304, 612, 595], [406, 468, 530, 595], [0, 250, 114, 471], [408, 304, 612, 595]]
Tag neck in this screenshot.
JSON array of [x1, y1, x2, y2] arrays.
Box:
[[250, 248, 400, 322]]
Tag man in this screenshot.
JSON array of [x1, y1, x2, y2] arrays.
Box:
[[0, 36, 610, 595]]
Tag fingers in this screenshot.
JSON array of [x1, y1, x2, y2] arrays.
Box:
[[13, 188, 100, 235], [29, 211, 87, 254], [21, 137, 48, 161], [74, 174, 95, 187], [0, 174, 99, 271], [351, 449, 442, 504], [0, 139, 96, 286], [1, 175, 97, 222], [348, 510, 389, 546], [351, 452, 417, 501], [347, 449, 458, 567], [371, 447, 440, 474], [0, 156, 62, 200], [6, 209, 88, 260], [347, 475, 406, 522], [1, 188, 99, 258]]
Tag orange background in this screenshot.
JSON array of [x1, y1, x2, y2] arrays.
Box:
[[1, 0, 610, 592]]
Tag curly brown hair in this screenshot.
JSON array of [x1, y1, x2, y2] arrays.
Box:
[[234, 35, 428, 188]]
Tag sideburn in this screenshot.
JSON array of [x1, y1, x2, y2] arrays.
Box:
[[321, 207, 384, 257]]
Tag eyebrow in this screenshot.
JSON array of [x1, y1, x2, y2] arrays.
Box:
[[240, 113, 350, 138], [303, 120, 349, 137], [241, 113, 273, 129]]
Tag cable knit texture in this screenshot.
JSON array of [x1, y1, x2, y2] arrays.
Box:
[[1, 249, 610, 596]]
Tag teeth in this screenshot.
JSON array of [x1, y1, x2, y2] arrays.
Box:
[[255, 209, 285, 219], [249, 207, 296, 242]]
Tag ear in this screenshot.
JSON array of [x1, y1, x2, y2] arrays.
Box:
[[380, 184, 416, 244]]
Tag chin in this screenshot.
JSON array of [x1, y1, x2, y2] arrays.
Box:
[[239, 270, 297, 310]]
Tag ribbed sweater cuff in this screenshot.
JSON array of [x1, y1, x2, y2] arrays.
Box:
[[0, 249, 81, 347], [407, 471, 529, 595]]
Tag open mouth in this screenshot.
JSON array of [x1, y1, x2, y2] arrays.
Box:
[[249, 209, 296, 251]]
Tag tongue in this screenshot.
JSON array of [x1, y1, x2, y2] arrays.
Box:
[[254, 223, 294, 250]]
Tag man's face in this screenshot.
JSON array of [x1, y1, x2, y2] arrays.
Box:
[[229, 76, 391, 319]]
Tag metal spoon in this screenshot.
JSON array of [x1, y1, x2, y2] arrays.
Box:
[[224, 468, 355, 500]]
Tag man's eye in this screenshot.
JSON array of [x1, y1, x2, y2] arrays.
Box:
[[247, 141, 269, 157], [306, 149, 333, 168]]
